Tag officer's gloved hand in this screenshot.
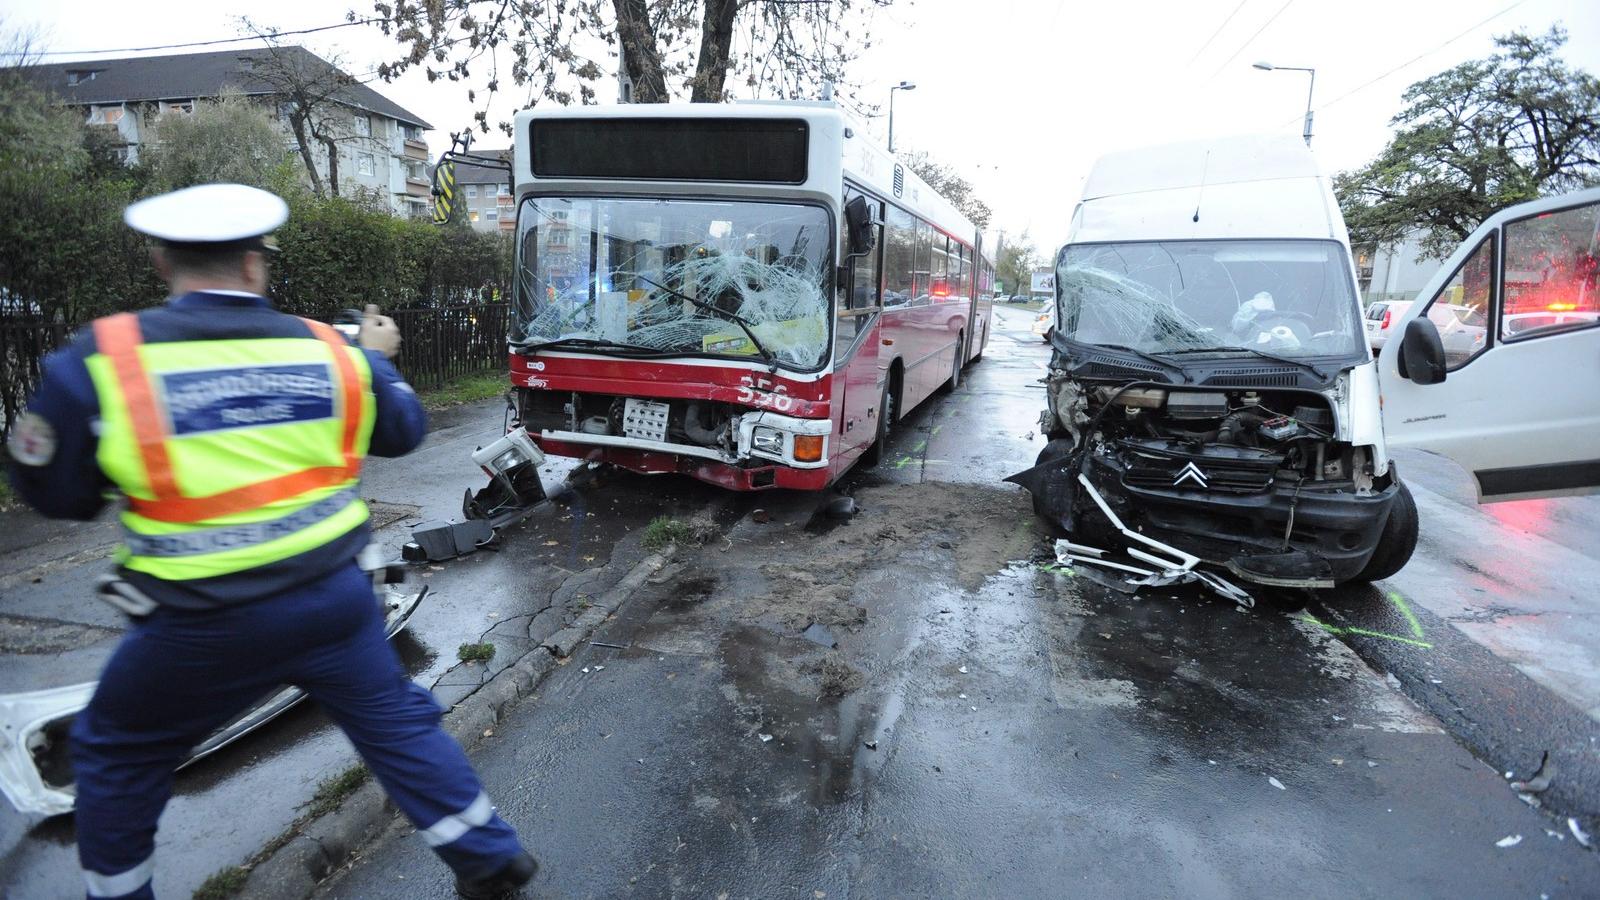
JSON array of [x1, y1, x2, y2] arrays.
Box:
[[360, 303, 401, 359]]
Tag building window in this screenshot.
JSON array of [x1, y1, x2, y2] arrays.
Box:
[[497, 184, 510, 196], [66, 69, 102, 85], [161, 100, 194, 115], [357, 153, 375, 176], [466, 185, 478, 198], [469, 210, 480, 223], [91, 106, 124, 125], [406, 161, 426, 182], [354, 114, 372, 137], [485, 210, 499, 221], [402, 123, 423, 142]]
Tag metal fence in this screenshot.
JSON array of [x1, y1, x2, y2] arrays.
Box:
[[389, 303, 510, 391], [0, 303, 510, 443]]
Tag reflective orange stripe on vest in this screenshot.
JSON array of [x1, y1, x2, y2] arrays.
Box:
[[92, 313, 364, 524]]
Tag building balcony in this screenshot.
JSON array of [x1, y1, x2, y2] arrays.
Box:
[[403, 138, 429, 160], [405, 179, 431, 198]]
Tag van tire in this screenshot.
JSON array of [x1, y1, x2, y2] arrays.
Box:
[[1030, 439, 1076, 519], [1352, 479, 1418, 583]]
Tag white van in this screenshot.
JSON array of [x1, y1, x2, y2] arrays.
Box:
[[1010, 135, 1600, 590]]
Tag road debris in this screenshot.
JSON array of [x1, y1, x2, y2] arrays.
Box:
[[1569, 818, 1593, 848], [759, 733, 774, 743], [864, 740, 879, 751], [802, 622, 839, 649], [958, 665, 969, 674], [1508, 751, 1553, 794], [1268, 777, 1286, 791], [1495, 834, 1522, 848]]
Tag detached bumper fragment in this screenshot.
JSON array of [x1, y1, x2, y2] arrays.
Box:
[[0, 584, 426, 817]]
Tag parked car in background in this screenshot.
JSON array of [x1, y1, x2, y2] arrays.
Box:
[[1367, 299, 1486, 365], [1364, 300, 1412, 350], [1032, 304, 1055, 341], [1502, 309, 1600, 338]]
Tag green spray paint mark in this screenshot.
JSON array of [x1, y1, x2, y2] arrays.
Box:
[[1301, 613, 1434, 650], [1387, 590, 1426, 639], [893, 455, 913, 470]]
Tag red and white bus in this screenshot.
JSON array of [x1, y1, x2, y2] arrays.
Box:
[[505, 102, 994, 490]]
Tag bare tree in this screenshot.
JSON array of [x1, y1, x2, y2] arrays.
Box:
[[370, 0, 894, 134], [903, 150, 993, 229], [242, 31, 385, 198]]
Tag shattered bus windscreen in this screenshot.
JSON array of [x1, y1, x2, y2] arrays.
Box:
[[1057, 240, 1363, 359], [513, 197, 832, 369]]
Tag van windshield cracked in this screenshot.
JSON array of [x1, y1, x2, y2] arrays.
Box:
[[512, 196, 831, 369], [1056, 239, 1364, 361]]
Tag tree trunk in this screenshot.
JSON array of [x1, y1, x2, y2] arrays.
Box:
[[288, 112, 326, 197], [691, 0, 741, 103], [320, 135, 341, 198], [612, 0, 668, 103]]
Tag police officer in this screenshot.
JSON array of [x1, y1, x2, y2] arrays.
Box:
[[5, 184, 536, 900]]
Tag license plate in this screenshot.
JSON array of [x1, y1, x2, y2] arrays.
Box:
[[622, 399, 671, 442]]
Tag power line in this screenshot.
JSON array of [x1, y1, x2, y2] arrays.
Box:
[[1187, 0, 1251, 67], [6, 20, 380, 58], [1209, 0, 1297, 79], [1304, 0, 1530, 117]]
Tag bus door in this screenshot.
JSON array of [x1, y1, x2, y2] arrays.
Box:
[[834, 194, 884, 461]]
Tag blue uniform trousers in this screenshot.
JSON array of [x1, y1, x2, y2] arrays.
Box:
[[69, 563, 524, 899]]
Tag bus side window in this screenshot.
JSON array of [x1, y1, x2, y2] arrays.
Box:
[[884, 206, 916, 308]]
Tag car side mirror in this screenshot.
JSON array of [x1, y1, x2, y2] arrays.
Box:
[[1399, 317, 1447, 384], [844, 195, 878, 258]]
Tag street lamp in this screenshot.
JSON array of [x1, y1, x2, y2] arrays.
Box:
[[1253, 61, 1315, 146], [888, 81, 916, 154]]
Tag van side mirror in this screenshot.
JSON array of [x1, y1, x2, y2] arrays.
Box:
[[844, 195, 877, 258], [1399, 317, 1447, 385]]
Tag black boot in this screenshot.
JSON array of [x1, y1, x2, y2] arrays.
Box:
[[456, 852, 538, 899]]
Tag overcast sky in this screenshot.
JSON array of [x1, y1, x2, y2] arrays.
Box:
[[11, 0, 1599, 256]]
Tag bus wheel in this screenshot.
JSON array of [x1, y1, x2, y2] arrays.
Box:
[[862, 381, 894, 467], [942, 336, 963, 393]]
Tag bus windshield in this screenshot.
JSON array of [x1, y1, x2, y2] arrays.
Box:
[[1056, 239, 1364, 360], [513, 196, 833, 369]]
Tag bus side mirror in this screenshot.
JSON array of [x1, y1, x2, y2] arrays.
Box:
[[844, 196, 877, 258], [1399, 317, 1447, 385]]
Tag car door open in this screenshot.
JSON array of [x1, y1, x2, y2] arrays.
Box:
[[1380, 188, 1600, 502]]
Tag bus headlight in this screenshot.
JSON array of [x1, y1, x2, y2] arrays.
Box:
[[751, 426, 785, 456]]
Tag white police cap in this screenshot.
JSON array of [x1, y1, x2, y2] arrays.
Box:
[[124, 183, 289, 246]]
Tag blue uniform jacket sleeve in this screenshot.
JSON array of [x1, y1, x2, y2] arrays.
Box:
[[5, 334, 111, 520], [364, 350, 428, 457]]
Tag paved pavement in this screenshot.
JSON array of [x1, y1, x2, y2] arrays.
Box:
[[310, 306, 1600, 899]]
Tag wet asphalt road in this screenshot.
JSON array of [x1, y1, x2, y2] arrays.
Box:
[[0, 402, 733, 897], [313, 306, 1599, 899]]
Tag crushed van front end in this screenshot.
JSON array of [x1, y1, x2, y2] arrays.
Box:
[[1013, 371, 1398, 589]]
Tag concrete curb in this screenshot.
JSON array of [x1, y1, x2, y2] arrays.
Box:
[[238, 546, 674, 900]]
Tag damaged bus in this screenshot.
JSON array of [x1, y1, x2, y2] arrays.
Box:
[[1010, 136, 1600, 592], [503, 103, 993, 490]]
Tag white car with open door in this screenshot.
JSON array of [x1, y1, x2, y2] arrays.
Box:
[[1380, 187, 1600, 502]]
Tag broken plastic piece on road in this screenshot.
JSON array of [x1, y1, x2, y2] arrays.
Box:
[[1495, 834, 1523, 848], [580, 667, 590, 674], [1569, 818, 1593, 848], [958, 665, 969, 674], [1268, 777, 1286, 791], [593, 665, 605, 671], [759, 733, 774, 743], [752, 508, 771, 524], [1508, 750, 1553, 794], [864, 740, 879, 751], [802, 622, 839, 649]]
